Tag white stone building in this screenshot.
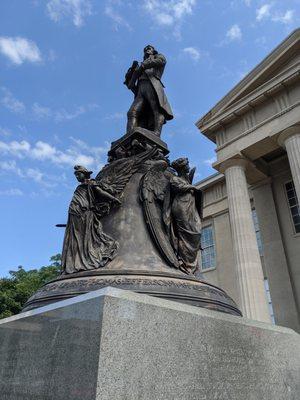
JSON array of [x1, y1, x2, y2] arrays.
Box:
[[195, 29, 300, 332]]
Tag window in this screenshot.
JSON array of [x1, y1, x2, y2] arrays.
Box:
[[285, 181, 300, 233], [252, 209, 263, 256], [264, 278, 275, 324], [201, 225, 216, 271]]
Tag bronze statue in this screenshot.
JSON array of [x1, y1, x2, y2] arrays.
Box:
[[61, 165, 119, 274], [124, 45, 173, 137], [140, 157, 202, 274], [24, 47, 241, 318], [62, 148, 157, 274], [169, 158, 202, 273]]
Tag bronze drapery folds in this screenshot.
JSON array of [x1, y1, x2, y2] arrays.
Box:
[[24, 46, 241, 318], [140, 157, 202, 275]]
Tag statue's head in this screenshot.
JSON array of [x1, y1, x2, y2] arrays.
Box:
[[74, 165, 93, 182], [143, 45, 157, 59], [171, 157, 190, 173]]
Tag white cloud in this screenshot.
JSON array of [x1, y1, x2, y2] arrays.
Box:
[[256, 4, 272, 21], [1, 88, 25, 113], [104, 2, 132, 30], [55, 106, 86, 121], [32, 102, 99, 121], [0, 138, 108, 169], [103, 0, 196, 36], [143, 0, 196, 26], [47, 0, 92, 27], [256, 4, 295, 25], [0, 36, 42, 65], [104, 112, 124, 120], [142, 0, 196, 38], [0, 160, 21, 174], [0, 127, 11, 136], [0, 188, 23, 196], [32, 103, 52, 119], [0, 140, 31, 157], [255, 36, 267, 47], [0, 159, 55, 186], [203, 157, 216, 166], [31, 141, 57, 160], [70, 136, 109, 158], [226, 24, 242, 42], [26, 168, 44, 183], [272, 9, 294, 24], [183, 47, 201, 61]]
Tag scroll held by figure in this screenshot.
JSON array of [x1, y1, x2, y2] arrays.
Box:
[[124, 45, 173, 137]]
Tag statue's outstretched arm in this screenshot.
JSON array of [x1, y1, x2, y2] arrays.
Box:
[[93, 185, 121, 204]]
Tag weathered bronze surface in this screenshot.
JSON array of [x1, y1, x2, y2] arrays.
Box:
[[125, 45, 173, 137], [61, 165, 119, 273], [23, 47, 241, 317]]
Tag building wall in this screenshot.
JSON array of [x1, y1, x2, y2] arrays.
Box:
[[196, 30, 300, 330], [198, 163, 300, 331], [270, 159, 300, 314], [251, 160, 300, 331]]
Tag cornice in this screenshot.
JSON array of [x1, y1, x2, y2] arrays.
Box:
[[199, 63, 300, 136], [215, 100, 300, 153], [196, 28, 300, 138], [196, 28, 300, 129]]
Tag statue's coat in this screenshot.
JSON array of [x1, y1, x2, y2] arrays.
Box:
[[142, 53, 173, 120]]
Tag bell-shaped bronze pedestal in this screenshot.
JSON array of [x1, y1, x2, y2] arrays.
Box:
[[24, 165, 241, 317]]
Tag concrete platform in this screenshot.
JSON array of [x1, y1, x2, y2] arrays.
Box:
[[0, 287, 299, 399]]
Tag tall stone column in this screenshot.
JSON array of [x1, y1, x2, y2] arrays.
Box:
[[221, 158, 271, 322], [278, 124, 300, 203]]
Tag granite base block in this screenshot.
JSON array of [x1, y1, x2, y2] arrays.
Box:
[[0, 287, 299, 400]]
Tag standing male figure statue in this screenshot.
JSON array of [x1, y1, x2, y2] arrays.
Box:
[[124, 45, 173, 137]]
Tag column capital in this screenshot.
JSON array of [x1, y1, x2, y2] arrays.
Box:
[[278, 124, 300, 148], [218, 156, 251, 174]]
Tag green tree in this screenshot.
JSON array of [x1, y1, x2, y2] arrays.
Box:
[[0, 254, 61, 319]]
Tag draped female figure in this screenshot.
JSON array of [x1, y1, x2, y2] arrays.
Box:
[[62, 165, 119, 274]]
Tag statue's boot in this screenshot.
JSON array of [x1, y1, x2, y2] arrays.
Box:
[[126, 114, 138, 135], [153, 113, 165, 137]]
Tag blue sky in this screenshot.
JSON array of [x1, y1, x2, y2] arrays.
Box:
[[0, 0, 299, 276]]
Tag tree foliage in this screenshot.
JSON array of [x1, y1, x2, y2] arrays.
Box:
[[0, 254, 61, 319]]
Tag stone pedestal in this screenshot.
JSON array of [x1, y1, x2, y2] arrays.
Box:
[[109, 127, 169, 156], [1, 287, 299, 400], [222, 158, 271, 322]]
